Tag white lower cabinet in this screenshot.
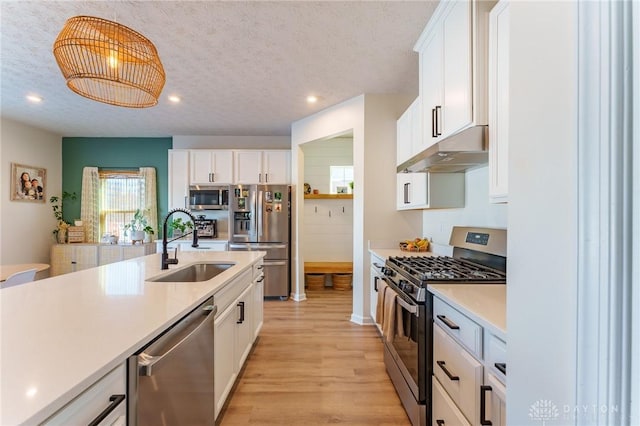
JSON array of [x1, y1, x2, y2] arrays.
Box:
[[42, 363, 126, 426], [213, 266, 261, 420], [485, 373, 506, 426], [369, 253, 385, 332], [431, 295, 507, 426], [433, 324, 483, 423], [253, 261, 265, 338], [51, 244, 155, 276], [50, 244, 98, 276], [432, 378, 472, 426], [214, 296, 239, 418]]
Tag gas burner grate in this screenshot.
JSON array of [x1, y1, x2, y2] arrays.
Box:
[[388, 256, 506, 283]]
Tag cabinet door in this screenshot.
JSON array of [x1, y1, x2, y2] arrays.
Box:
[[234, 151, 263, 184], [190, 150, 215, 184], [442, 0, 473, 137], [51, 245, 74, 276], [489, 0, 510, 203], [99, 245, 123, 266], [75, 245, 99, 271], [396, 173, 428, 210], [214, 303, 237, 419], [397, 105, 414, 166], [168, 150, 189, 210], [235, 285, 254, 370], [263, 150, 290, 184], [419, 27, 444, 151], [253, 275, 264, 338], [212, 150, 234, 184], [485, 373, 506, 426]]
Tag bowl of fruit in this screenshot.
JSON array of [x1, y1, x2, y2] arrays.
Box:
[[399, 238, 430, 252]]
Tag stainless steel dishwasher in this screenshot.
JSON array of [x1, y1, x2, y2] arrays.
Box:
[[128, 296, 216, 426]]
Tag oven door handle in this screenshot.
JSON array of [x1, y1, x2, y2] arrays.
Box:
[[395, 294, 419, 316], [382, 277, 419, 317]]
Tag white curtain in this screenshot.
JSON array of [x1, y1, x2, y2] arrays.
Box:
[[140, 167, 158, 237], [80, 167, 100, 243]]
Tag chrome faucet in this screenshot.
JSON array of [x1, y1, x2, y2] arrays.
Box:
[[161, 208, 199, 269]]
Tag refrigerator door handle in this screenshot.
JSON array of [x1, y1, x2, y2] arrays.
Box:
[[257, 189, 263, 239], [263, 260, 287, 266]]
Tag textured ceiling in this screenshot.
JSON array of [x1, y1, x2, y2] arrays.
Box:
[[0, 1, 437, 138]]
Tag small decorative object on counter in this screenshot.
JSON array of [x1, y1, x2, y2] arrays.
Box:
[[67, 226, 85, 243], [399, 237, 430, 252], [304, 183, 311, 194], [124, 209, 155, 244]]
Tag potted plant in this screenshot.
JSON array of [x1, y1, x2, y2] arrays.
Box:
[[168, 217, 193, 238], [50, 191, 77, 243], [123, 209, 155, 243]]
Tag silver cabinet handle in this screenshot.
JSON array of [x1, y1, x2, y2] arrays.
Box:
[[435, 105, 442, 136]]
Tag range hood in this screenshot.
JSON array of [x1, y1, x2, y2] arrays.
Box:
[[397, 125, 489, 173]]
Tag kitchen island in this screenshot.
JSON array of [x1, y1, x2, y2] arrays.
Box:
[[0, 251, 264, 425]]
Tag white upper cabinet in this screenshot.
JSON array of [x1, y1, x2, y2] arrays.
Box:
[[234, 150, 290, 184], [168, 149, 189, 210], [396, 98, 422, 167], [190, 150, 233, 184], [396, 172, 465, 210], [415, 0, 494, 150], [488, 0, 510, 203]]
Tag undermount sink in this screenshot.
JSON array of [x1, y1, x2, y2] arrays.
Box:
[[149, 262, 235, 282]]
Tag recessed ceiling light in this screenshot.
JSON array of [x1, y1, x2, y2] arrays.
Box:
[[26, 95, 43, 103], [306, 95, 319, 104], [168, 95, 181, 103]]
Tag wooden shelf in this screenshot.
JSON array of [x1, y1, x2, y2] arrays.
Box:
[[304, 193, 353, 199]]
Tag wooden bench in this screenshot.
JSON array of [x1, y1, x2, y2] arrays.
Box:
[[304, 262, 353, 274], [304, 262, 353, 290]]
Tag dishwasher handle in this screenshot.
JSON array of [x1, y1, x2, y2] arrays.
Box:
[[138, 303, 217, 376]]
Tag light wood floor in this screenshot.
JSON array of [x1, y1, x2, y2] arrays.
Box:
[[218, 289, 411, 425]]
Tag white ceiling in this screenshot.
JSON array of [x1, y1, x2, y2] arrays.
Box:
[[0, 1, 437, 139]]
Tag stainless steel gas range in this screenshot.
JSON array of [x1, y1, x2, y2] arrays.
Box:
[[379, 227, 507, 426]]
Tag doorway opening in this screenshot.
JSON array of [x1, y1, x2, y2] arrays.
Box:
[[300, 133, 354, 299]]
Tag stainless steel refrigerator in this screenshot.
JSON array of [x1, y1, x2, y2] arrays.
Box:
[[228, 185, 290, 298]]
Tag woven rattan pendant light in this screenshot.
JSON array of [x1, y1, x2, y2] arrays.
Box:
[[53, 16, 165, 108]]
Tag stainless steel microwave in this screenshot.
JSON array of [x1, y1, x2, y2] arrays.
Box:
[[188, 185, 229, 210]]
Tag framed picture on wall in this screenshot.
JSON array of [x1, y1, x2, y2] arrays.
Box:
[[10, 162, 46, 202]]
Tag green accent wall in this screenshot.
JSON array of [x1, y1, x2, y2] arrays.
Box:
[[61, 137, 172, 231]]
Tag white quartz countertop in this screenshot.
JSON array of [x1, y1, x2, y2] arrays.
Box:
[[428, 284, 506, 339], [0, 251, 264, 425]]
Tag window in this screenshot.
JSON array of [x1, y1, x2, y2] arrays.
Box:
[[99, 170, 146, 242], [329, 166, 354, 194]]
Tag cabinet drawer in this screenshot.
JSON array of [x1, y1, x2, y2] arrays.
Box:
[[43, 363, 126, 425], [214, 268, 251, 316], [434, 296, 483, 358], [432, 377, 471, 426], [486, 333, 507, 384], [433, 324, 483, 423]]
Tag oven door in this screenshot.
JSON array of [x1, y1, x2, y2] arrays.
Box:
[[383, 278, 428, 403]]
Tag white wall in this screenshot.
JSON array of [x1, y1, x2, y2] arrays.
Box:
[[292, 94, 422, 323], [507, 2, 578, 424], [302, 138, 353, 262], [173, 135, 290, 149], [421, 166, 507, 252], [1, 118, 62, 266], [302, 137, 353, 193], [303, 199, 353, 262]]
